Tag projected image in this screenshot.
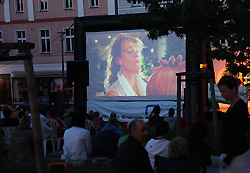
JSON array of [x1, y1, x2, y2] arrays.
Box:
[[86, 30, 186, 100]]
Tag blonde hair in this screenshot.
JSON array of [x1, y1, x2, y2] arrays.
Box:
[[168, 136, 189, 160], [104, 33, 144, 93]]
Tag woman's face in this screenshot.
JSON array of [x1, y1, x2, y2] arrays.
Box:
[[117, 40, 142, 73], [218, 84, 237, 101]]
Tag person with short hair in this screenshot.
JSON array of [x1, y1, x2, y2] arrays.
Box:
[[218, 76, 250, 172], [62, 113, 92, 166], [145, 121, 170, 169], [115, 120, 153, 173], [1, 107, 19, 127], [148, 105, 164, 127]]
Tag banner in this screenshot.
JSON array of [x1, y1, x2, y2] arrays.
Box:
[[87, 100, 184, 122], [208, 84, 248, 104]]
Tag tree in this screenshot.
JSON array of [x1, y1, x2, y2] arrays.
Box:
[[125, 0, 250, 136], [126, 0, 250, 76]]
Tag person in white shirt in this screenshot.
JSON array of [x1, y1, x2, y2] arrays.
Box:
[[62, 113, 92, 166], [28, 110, 53, 140], [104, 33, 147, 96], [145, 121, 170, 169]]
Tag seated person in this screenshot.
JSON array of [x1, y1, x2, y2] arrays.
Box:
[[145, 121, 170, 169], [106, 112, 123, 129], [1, 107, 19, 127], [155, 137, 201, 173], [46, 108, 65, 138], [62, 113, 92, 166], [92, 130, 121, 165], [8, 116, 34, 162], [100, 114, 125, 137], [186, 121, 211, 172], [29, 109, 53, 140], [168, 136, 189, 160], [148, 105, 164, 127], [93, 116, 124, 163]]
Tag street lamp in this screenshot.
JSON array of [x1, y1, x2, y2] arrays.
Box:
[[57, 31, 66, 118], [58, 31, 66, 92]]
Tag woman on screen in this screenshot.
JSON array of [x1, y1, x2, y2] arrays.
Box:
[[104, 33, 147, 96]]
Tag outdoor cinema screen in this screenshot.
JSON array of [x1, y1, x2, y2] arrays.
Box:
[[86, 29, 186, 101]]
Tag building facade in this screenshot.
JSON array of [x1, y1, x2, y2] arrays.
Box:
[[0, 0, 147, 106]]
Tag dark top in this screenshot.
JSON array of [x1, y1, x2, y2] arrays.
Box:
[[93, 130, 120, 158], [186, 136, 211, 172], [115, 136, 153, 173], [1, 118, 19, 127], [155, 155, 201, 173], [8, 127, 34, 161], [148, 114, 164, 127], [221, 99, 250, 164]]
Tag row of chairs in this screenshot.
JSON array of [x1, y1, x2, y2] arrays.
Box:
[[2, 118, 98, 158]]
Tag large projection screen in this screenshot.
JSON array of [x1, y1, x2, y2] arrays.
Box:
[[86, 29, 186, 101]]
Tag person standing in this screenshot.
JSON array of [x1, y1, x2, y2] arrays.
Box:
[[148, 105, 164, 127], [164, 108, 176, 129], [218, 76, 250, 173], [115, 120, 153, 173]]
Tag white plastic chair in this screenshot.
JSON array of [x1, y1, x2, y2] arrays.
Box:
[[43, 119, 63, 157], [1, 126, 16, 144], [85, 119, 98, 135]]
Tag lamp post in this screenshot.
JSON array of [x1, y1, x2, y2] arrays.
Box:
[[58, 31, 66, 118], [58, 31, 66, 92]]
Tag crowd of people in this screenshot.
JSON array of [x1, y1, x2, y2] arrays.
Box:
[[1, 75, 250, 173]]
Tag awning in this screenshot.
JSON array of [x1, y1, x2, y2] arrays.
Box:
[[12, 70, 66, 78]]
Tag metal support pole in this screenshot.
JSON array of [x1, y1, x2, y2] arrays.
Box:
[[209, 78, 219, 137], [177, 75, 181, 132]]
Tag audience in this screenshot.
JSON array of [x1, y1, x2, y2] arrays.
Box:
[[186, 121, 211, 173], [93, 114, 125, 165], [1, 107, 19, 127], [63, 112, 73, 129], [46, 108, 65, 138], [148, 105, 164, 127], [168, 136, 189, 160], [93, 112, 103, 129], [29, 109, 53, 140], [8, 116, 34, 161], [115, 120, 153, 173], [164, 108, 176, 129], [62, 113, 92, 166], [145, 121, 170, 169], [106, 112, 123, 129]]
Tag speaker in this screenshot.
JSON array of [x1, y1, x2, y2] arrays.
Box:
[[67, 60, 89, 86]]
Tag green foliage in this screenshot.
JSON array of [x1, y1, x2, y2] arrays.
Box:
[[125, 0, 250, 76]]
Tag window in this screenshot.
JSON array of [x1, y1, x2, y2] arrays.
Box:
[[90, 0, 99, 7], [40, 29, 51, 53], [16, 30, 26, 54], [65, 0, 73, 9], [16, 0, 24, 12], [131, 0, 143, 7], [65, 28, 74, 52], [40, 0, 48, 11], [0, 31, 2, 43]]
